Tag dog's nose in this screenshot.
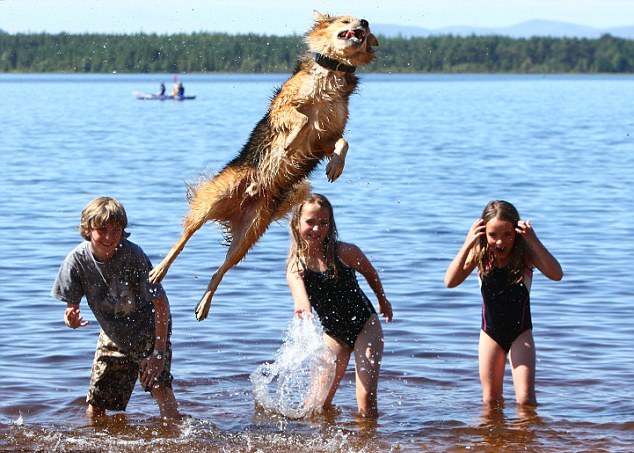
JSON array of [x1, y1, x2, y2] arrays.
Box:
[[360, 19, 369, 28]]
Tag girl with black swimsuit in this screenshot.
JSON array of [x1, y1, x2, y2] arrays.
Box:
[[445, 200, 562, 407], [286, 194, 393, 418]]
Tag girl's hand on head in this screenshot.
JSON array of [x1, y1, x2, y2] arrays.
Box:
[[379, 299, 393, 323], [465, 218, 486, 248], [516, 219, 538, 245], [64, 306, 89, 329], [518, 218, 563, 281]]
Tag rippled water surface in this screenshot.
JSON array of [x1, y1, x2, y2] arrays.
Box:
[[1, 73, 633, 451]]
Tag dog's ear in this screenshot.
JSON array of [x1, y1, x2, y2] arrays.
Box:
[[313, 10, 331, 22], [366, 33, 379, 51]]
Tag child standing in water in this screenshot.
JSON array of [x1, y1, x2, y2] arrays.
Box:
[[286, 194, 393, 418], [51, 197, 180, 420], [445, 200, 563, 407]]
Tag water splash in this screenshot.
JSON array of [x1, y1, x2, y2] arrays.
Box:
[[251, 315, 336, 419]]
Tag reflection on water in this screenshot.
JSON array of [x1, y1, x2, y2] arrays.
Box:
[[1, 73, 634, 451], [475, 405, 541, 451]]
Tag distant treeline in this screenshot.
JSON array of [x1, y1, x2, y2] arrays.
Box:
[[1, 32, 633, 73]]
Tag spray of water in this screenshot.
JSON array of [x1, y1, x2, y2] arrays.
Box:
[[251, 315, 336, 419]]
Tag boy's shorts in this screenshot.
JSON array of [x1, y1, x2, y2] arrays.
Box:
[[86, 329, 174, 411]]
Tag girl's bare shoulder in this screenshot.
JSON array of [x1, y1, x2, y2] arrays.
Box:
[[336, 241, 363, 257]]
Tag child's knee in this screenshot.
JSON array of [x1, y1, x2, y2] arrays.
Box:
[[481, 385, 503, 405], [482, 394, 503, 406], [515, 389, 537, 406]]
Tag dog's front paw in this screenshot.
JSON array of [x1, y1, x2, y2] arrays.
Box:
[[325, 154, 345, 182], [149, 266, 165, 284]]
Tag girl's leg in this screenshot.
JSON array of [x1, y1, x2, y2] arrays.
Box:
[[353, 314, 384, 418], [322, 335, 352, 411], [478, 330, 507, 405], [509, 329, 537, 406]]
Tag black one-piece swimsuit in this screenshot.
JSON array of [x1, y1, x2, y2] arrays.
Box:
[[479, 265, 534, 353], [302, 258, 376, 347]]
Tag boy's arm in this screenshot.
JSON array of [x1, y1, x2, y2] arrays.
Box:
[[64, 303, 89, 329], [151, 294, 170, 353], [338, 242, 393, 322], [141, 250, 170, 351], [140, 293, 170, 388]]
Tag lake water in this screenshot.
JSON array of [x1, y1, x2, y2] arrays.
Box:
[[1, 73, 633, 452]]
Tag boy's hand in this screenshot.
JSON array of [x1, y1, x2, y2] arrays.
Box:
[[140, 352, 165, 388], [64, 306, 89, 329]]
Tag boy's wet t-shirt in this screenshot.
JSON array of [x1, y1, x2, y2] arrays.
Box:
[[51, 238, 164, 349]]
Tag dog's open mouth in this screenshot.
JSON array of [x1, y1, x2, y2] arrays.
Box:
[[338, 28, 366, 43]]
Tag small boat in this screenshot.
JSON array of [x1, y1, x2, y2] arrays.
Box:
[[132, 91, 196, 101]]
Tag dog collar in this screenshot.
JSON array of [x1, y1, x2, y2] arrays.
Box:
[[313, 52, 356, 73]]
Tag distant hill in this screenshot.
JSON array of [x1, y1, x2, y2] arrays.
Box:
[[375, 19, 634, 39]]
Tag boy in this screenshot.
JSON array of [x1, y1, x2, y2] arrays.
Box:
[[51, 197, 180, 420]]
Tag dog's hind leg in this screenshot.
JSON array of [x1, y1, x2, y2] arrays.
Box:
[[149, 214, 207, 284], [194, 204, 273, 321], [150, 169, 241, 285]]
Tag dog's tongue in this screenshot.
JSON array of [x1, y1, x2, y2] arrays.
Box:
[[345, 30, 356, 39]]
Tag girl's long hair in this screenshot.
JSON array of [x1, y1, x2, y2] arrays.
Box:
[[287, 193, 339, 278], [476, 200, 527, 284]]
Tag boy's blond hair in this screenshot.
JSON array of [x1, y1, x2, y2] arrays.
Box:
[[79, 197, 130, 240]]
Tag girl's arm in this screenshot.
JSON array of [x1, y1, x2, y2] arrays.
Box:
[[518, 219, 563, 281], [286, 260, 313, 317], [338, 242, 393, 322], [444, 219, 484, 288]]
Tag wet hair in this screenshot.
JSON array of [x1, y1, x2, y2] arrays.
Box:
[[288, 193, 339, 278], [476, 200, 527, 284], [78, 197, 130, 240]]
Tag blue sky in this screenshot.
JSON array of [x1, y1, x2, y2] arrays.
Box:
[[2, 0, 633, 35]]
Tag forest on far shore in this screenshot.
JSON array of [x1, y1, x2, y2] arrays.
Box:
[[1, 32, 633, 73]]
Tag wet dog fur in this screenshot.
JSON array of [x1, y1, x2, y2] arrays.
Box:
[[148, 11, 379, 320]]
